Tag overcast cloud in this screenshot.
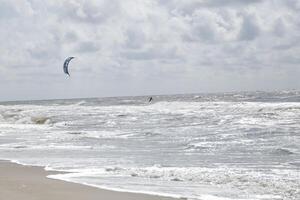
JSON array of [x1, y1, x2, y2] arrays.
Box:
[[0, 0, 300, 101]]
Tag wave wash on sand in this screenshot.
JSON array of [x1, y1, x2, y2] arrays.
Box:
[[0, 161, 176, 200], [0, 91, 300, 200]]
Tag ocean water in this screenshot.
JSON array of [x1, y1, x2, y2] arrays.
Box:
[[0, 91, 299, 200]]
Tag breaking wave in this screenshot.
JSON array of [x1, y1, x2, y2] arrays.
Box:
[[272, 148, 297, 155], [49, 165, 300, 200], [1, 92, 300, 200]]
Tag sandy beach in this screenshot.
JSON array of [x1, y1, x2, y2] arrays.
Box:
[[0, 161, 177, 200]]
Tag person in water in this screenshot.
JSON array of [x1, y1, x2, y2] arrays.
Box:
[[148, 97, 153, 102]]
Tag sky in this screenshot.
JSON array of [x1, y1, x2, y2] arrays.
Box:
[[0, 0, 300, 101]]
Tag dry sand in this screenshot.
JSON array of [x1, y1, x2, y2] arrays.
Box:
[[0, 161, 177, 200]]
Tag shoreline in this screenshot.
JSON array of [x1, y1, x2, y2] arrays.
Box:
[[0, 160, 178, 200]]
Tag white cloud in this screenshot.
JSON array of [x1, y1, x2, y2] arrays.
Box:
[[0, 0, 299, 100]]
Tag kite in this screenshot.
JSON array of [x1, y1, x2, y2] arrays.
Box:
[[63, 57, 75, 76]]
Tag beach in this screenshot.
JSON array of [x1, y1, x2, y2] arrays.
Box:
[[0, 161, 176, 200], [0, 93, 299, 199]]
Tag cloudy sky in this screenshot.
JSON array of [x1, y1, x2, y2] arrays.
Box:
[[0, 0, 300, 101]]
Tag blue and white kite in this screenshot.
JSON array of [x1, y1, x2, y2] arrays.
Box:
[[63, 57, 75, 76]]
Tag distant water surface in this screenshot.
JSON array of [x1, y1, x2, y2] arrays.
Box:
[[0, 91, 299, 200]]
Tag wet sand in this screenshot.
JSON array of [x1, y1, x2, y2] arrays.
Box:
[[0, 161, 177, 200]]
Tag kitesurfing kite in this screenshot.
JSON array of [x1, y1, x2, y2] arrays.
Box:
[[63, 56, 75, 76]]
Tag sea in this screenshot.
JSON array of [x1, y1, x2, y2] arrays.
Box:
[[0, 91, 299, 200]]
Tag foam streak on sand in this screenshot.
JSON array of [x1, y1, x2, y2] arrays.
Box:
[[0, 160, 176, 200]]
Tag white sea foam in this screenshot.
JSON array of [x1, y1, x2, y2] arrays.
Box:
[[0, 93, 299, 200], [47, 165, 299, 200]]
